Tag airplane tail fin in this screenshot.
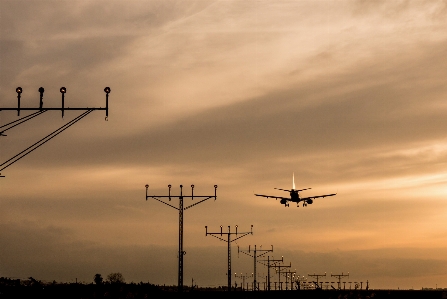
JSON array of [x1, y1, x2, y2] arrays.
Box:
[[292, 172, 295, 190]]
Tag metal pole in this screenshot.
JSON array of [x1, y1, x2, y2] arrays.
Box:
[[39, 87, 44, 111], [238, 245, 273, 291], [178, 185, 184, 292], [205, 225, 253, 292], [267, 256, 270, 291], [147, 184, 217, 293], [16, 87, 21, 116], [254, 245, 257, 290], [227, 226, 231, 291]]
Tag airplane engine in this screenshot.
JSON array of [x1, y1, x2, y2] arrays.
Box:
[[280, 199, 287, 205], [307, 199, 313, 204]]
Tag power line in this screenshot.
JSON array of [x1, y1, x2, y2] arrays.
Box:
[[0, 110, 93, 172]]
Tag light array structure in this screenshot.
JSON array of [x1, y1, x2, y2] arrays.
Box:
[[205, 225, 253, 292], [259, 255, 283, 291], [145, 184, 217, 293], [294, 275, 308, 290], [274, 261, 291, 290], [331, 272, 349, 290], [238, 245, 273, 291], [350, 280, 368, 290], [234, 272, 253, 291], [308, 272, 326, 289], [0, 87, 110, 176], [279, 269, 296, 290], [255, 272, 266, 290]]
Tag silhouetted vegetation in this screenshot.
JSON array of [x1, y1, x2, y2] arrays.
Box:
[[106, 272, 125, 284], [94, 274, 103, 285], [1, 277, 446, 299]]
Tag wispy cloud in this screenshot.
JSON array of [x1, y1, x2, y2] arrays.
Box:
[[1, 0, 447, 289]]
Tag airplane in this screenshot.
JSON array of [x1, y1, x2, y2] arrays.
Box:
[[254, 173, 336, 207]]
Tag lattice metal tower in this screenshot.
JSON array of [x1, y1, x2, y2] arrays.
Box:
[[308, 272, 326, 289], [238, 245, 273, 291], [279, 269, 296, 290], [145, 184, 217, 292], [331, 272, 349, 290], [274, 261, 291, 290], [205, 225, 253, 291], [259, 255, 283, 291]]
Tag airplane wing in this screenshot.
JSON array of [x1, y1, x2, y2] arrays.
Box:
[[274, 188, 291, 192], [254, 194, 290, 201], [301, 193, 337, 201]]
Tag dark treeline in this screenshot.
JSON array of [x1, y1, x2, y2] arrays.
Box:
[[1, 277, 446, 299]]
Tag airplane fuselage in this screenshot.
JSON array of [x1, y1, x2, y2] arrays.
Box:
[[290, 190, 300, 202]]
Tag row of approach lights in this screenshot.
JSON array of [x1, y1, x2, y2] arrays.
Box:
[[15, 86, 111, 94], [14, 86, 111, 118]]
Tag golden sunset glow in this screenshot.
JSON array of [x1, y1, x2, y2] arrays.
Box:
[[1, 0, 447, 290]]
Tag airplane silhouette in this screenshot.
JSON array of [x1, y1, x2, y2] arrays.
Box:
[[254, 173, 336, 207]]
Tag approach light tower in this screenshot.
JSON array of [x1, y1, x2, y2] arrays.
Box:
[[238, 245, 273, 291], [308, 272, 326, 289], [331, 272, 349, 290], [274, 261, 291, 290], [279, 269, 296, 290], [205, 225, 253, 292], [145, 184, 217, 293], [0, 86, 110, 177], [259, 255, 284, 291], [234, 272, 253, 291]]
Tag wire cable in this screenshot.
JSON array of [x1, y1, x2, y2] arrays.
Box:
[[0, 109, 93, 171], [0, 110, 47, 133]]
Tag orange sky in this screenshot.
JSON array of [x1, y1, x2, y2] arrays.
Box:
[[1, 0, 447, 289]]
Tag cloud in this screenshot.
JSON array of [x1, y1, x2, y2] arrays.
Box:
[[7, 37, 444, 179], [2, 0, 447, 289]]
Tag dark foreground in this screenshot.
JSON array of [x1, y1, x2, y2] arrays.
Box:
[[1, 284, 446, 299]]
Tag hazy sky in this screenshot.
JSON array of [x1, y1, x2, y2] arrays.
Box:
[[1, 0, 447, 290]]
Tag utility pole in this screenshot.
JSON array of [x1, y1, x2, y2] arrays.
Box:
[[146, 184, 217, 293], [331, 272, 349, 290], [0, 87, 110, 176], [205, 225, 253, 292], [238, 245, 273, 291], [308, 272, 326, 289], [259, 256, 283, 291]]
